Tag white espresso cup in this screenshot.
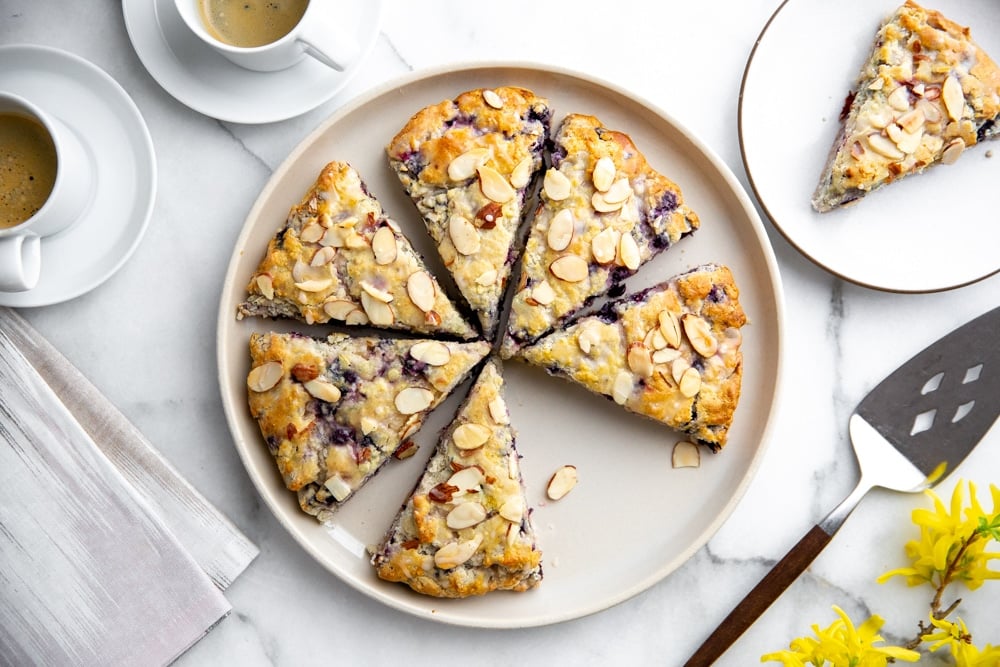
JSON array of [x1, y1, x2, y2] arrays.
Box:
[[0, 93, 92, 293], [174, 0, 360, 73]]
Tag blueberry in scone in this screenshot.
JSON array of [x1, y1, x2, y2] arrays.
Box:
[[247, 331, 490, 522], [371, 359, 542, 597], [516, 264, 746, 452], [238, 161, 477, 339], [812, 0, 1000, 212], [386, 87, 552, 338], [500, 113, 700, 358]]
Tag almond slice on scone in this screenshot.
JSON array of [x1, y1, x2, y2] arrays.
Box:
[[386, 87, 553, 338], [371, 359, 542, 597], [812, 0, 1000, 212], [247, 331, 490, 523], [238, 161, 477, 339], [500, 113, 700, 358], [516, 264, 746, 452]]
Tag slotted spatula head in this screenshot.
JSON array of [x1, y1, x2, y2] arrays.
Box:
[[854, 305, 1000, 479]]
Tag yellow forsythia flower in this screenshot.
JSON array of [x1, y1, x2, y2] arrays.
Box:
[[924, 615, 1000, 667], [878, 481, 1000, 590], [761, 606, 920, 666]]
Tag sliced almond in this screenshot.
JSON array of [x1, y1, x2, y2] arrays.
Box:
[[488, 395, 509, 425], [652, 347, 681, 364], [549, 255, 589, 283], [344, 308, 369, 326], [323, 476, 352, 502], [612, 370, 633, 405], [447, 466, 484, 493], [867, 133, 905, 160], [448, 215, 481, 255], [627, 343, 654, 378], [591, 228, 620, 264], [255, 274, 274, 300], [546, 465, 578, 500], [577, 322, 601, 355], [886, 85, 911, 112], [410, 341, 451, 366], [659, 310, 682, 348], [319, 225, 345, 248], [393, 440, 418, 460], [672, 441, 701, 469], [360, 416, 378, 436], [453, 423, 491, 450], [371, 226, 397, 265], [617, 232, 641, 270], [446, 502, 488, 529], [592, 156, 616, 192], [482, 89, 503, 109], [360, 280, 394, 303], [671, 357, 691, 384], [499, 496, 524, 523], [475, 269, 498, 286], [323, 299, 357, 320], [547, 209, 575, 251], [247, 361, 283, 392], [394, 387, 434, 415], [682, 314, 719, 357], [941, 137, 966, 165], [591, 191, 624, 213], [448, 147, 491, 181], [434, 535, 482, 569], [360, 291, 394, 326], [294, 278, 333, 293], [406, 271, 436, 312], [509, 156, 532, 189], [531, 280, 556, 306], [299, 222, 325, 243], [942, 75, 964, 121], [679, 366, 702, 398], [603, 177, 632, 204], [645, 327, 668, 351], [543, 168, 572, 201], [477, 165, 515, 203], [311, 246, 337, 267], [304, 379, 341, 403], [896, 108, 925, 134], [916, 98, 941, 123]]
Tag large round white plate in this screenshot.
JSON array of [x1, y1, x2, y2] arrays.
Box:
[[741, 0, 1000, 292], [218, 63, 785, 627], [0, 45, 156, 308], [121, 0, 383, 124]]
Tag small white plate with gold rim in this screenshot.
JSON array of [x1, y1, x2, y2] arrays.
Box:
[[0, 45, 156, 308], [740, 0, 1000, 292], [122, 0, 383, 124]]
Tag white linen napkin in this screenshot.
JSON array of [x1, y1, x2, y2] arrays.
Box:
[[0, 308, 258, 665]]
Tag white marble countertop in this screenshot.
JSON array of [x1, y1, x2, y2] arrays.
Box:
[[4, 1, 999, 664]]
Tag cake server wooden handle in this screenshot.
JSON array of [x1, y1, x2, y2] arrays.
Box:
[[684, 525, 834, 667]]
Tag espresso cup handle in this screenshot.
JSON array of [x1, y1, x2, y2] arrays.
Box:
[[0, 233, 42, 292], [296, 12, 360, 72]]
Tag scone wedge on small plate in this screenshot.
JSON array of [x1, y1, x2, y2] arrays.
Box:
[[386, 87, 552, 338], [517, 264, 747, 452], [372, 359, 542, 597], [238, 161, 477, 339], [501, 113, 701, 358], [246, 331, 490, 522], [812, 0, 1000, 212]]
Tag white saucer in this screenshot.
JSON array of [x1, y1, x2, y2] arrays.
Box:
[[0, 45, 156, 308], [122, 0, 383, 124]]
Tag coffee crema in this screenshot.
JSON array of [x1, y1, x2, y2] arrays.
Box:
[[0, 113, 58, 230], [198, 0, 309, 48]]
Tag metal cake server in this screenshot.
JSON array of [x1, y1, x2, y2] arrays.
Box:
[[686, 305, 1000, 666]]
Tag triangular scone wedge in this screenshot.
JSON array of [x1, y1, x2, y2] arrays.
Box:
[[371, 360, 542, 597], [517, 264, 746, 452], [247, 331, 490, 522], [387, 87, 552, 337], [238, 161, 477, 339], [500, 113, 700, 358], [812, 0, 1000, 212]]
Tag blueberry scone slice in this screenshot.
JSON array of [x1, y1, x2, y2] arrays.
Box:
[[247, 331, 490, 522], [517, 264, 746, 452], [387, 87, 552, 337], [238, 161, 477, 339], [500, 113, 701, 358], [812, 0, 1000, 212], [372, 359, 542, 597]]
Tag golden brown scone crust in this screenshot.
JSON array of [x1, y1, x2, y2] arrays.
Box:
[[518, 264, 746, 451], [247, 331, 489, 522], [372, 361, 542, 597], [501, 113, 700, 357], [813, 0, 1000, 211], [387, 87, 552, 336], [238, 161, 476, 339]]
